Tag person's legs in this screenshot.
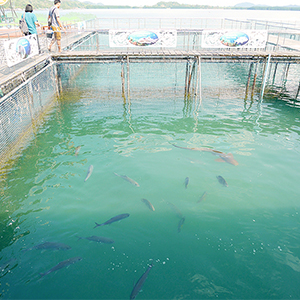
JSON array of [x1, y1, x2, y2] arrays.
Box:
[[57, 40, 61, 52], [48, 38, 56, 51], [56, 30, 62, 52]]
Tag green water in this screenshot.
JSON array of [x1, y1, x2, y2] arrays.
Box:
[[1, 63, 300, 299]]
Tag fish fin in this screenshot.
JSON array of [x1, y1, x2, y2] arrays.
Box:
[[215, 158, 225, 162]]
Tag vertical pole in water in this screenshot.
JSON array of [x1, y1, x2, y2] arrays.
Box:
[[126, 55, 130, 101], [187, 60, 195, 97], [245, 62, 253, 100], [260, 54, 271, 102], [283, 63, 290, 84], [251, 62, 258, 99], [184, 59, 190, 99], [195, 55, 202, 106], [272, 62, 278, 85], [295, 81, 300, 100], [121, 59, 126, 101]]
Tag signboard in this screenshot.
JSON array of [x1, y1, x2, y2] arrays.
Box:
[[109, 30, 177, 48], [4, 34, 39, 67], [202, 30, 268, 49], [0, 0, 9, 5]]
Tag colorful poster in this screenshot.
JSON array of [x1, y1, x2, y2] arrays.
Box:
[[4, 34, 39, 67], [202, 30, 268, 49], [109, 30, 177, 48]]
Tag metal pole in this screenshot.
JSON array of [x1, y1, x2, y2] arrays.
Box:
[[260, 54, 271, 102]]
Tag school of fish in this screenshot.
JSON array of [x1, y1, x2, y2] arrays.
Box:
[[8, 142, 237, 299]]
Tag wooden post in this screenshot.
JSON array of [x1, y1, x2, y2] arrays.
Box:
[[295, 81, 300, 100], [126, 55, 130, 101], [121, 60, 126, 101], [272, 62, 278, 85], [245, 62, 253, 100], [260, 54, 271, 102], [184, 60, 190, 98], [187, 60, 196, 97], [251, 62, 258, 99]]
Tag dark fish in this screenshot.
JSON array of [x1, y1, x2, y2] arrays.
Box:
[[75, 146, 81, 156], [94, 213, 130, 228], [217, 175, 228, 187], [141, 198, 155, 211], [178, 217, 185, 233], [130, 264, 153, 300], [0, 258, 17, 272], [114, 172, 139, 187], [184, 177, 189, 189], [78, 235, 114, 244], [197, 191, 207, 203], [40, 256, 82, 277], [172, 144, 238, 166], [28, 242, 71, 251], [166, 201, 183, 219], [84, 165, 93, 182]]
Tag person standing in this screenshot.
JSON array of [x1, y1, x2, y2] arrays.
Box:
[[48, 0, 65, 52], [22, 4, 41, 36]]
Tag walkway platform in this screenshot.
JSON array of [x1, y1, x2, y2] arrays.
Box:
[[51, 49, 300, 63]]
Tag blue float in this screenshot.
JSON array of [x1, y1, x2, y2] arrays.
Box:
[[127, 31, 159, 46], [16, 38, 31, 59], [220, 32, 249, 47]]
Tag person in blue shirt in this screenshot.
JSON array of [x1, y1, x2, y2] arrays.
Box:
[[23, 4, 41, 35]]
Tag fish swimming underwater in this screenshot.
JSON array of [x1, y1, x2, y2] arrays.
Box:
[[172, 144, 238, 166], [26, 242, 71, 251], [130, 264, 153, 300], [178, 217, 185, 233], [184, 177, 189, 189], [84, 165, 93, 182], [197, 191, 207, 203], [217, 175, 228, 187], [141, 198, 155, 211], [94, 213, 130, 228], [114, 172, 140, 187], [40, 256, 82, 277], [78, 236, 114, 244]]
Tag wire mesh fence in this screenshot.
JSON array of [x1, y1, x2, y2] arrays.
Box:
[[0, 63, 82, 164]]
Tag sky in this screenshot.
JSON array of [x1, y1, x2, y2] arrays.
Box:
[[89, 0, 300, 6]]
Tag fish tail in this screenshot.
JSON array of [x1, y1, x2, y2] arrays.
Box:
[[93, 222, 102, 229]]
